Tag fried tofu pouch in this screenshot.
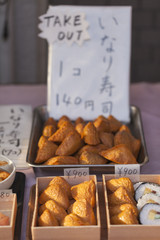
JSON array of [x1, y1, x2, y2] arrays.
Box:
[[106, 177, 135, 196], [38, 209, 59, 226], [35, 140, 58, 164], [114, 125, 141, 158], [108, 186, 136, 206], [68, 199, 96, 225], [55, 130, 83, 156], [109, 203, 138, 217], [100, 144, 137, 164], [48, 176, 72, 199], [39, 183, 70, 209], [43, 156, 78, 166], [82, 122, 100, 145], [110, 209, 139, 225], [61, 213, 87, 226], [79, 151, 107, 165], [71, 180, 96, 208], [39, 200, 67, 223]]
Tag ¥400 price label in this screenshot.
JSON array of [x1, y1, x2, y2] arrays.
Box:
[[115, 164, 140, 182], [64, 168, 89, 185]]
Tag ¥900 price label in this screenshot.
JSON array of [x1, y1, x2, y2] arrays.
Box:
[[115, 164, 140, 182], [64, 168, 89, 185]]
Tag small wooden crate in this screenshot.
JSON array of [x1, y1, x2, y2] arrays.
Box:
[[31, 175, 101, 240], [102, 174, 160, 240], [0, 193, 17, 240]]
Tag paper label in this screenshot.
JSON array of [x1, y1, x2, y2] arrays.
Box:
[[64, 168, 89, 185], [42, 6, 132, 122], [38, 7, 90, 46], [0, 190, 13, 200], [0, 105, 32, 169], [115, 164, 140, 182]]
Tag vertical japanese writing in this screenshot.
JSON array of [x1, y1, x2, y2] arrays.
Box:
[[98, 17, 118, 115]]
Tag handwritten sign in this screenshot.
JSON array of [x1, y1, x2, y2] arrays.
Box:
[[0, 105, 32, 169], [64, 168, 89, 185], [38, 8, 90, 46], [39, 6, 132, 122], [115, 164, 140, 182]]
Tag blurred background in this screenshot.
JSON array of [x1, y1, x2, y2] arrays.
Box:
[[0, 0, 160, 84]]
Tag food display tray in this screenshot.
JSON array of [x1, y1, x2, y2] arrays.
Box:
[[26, 105, 148, 178], [12, 172, 25, 240], [26, 182, 107, 240]]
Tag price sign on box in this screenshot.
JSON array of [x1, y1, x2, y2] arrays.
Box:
[[64, 168, 89, 185], [38, 5, 132, 122], [115, 164, 140, 182]]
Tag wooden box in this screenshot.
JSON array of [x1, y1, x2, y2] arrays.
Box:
[[102, 174, 160, 240], [31, 175, 101, 240], [0, 193, 17, 240]]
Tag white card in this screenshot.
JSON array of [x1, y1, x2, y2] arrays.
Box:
[[0, 105, 32, 169], [39, 6, 132, 122]]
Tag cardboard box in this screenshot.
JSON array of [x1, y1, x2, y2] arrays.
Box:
[[31, 175, 101, 240], [102, 174, 160, 240], [0, 193, 17, 240]]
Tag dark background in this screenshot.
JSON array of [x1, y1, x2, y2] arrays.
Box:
[[0, 0, 160, 84]]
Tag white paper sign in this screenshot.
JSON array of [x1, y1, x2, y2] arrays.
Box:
[[0, 105, 32, 169], [39, 6, 132, 122], [115, 164, 140, 182]]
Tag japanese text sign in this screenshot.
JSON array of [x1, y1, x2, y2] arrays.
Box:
[[0, 105, 32, 169], [39, 6, 132, 122]]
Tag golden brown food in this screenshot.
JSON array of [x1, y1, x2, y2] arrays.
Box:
[[0, 170, 10, 181], [93, 115, 110, 132], [42, 125, 57, 138], [82, 122, 100, 145], [99, 132, 114, 148], [0, 212, 9, 225], [79, 151, 107, 165], [48, 176, 72, 199], [75, 122, 85, 136], [100, 144, 138, 164], [38, 135, 48, 149], [39, 200, 67, 223], [106, 177, 134, 196], [0, 161, 8, 166], [43, 156, 78, 166], [38, 209, 59, 226], [55, 130, 83, 156], [71, 180, 96, 208], [61, 213, 87, 226], [44, 117, 57, 127], [39, 183, 70, 209], [35, 140, 58, 164], [48, 121, 74, 143], [107, 115, 122, 133], [114, 126, 141, 158], [109, 203, 138, 217], [68, 199, 96, 225], [75, 117, 85, 125], [57, 115, 71, 128], [110, 209, 139, 225], [108, 186, 136, 206]]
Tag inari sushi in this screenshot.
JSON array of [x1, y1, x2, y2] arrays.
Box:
[[135, 182, 160, 202], [139, 203, 160, 225]]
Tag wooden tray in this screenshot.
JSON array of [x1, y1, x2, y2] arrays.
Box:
[[26, 182, 108, 240]]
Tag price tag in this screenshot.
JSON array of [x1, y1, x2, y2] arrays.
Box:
[[115, 164, 140, 182], [64, 168, 89, 185], [0, 189, 13, 201]]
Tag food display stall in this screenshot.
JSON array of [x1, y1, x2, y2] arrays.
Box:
[[0, 4, 160, 240]]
